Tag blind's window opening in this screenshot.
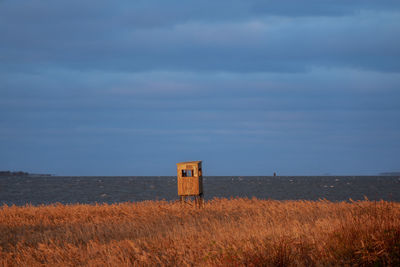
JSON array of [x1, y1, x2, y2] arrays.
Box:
[[182, 169, 193, 177]]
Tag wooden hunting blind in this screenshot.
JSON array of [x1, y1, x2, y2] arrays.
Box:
[[177, 161, 203, 205]]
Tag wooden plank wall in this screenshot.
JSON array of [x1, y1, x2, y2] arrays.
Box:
[[177, 163, 202, 196]]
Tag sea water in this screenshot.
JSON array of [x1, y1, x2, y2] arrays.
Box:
[[0, 176, 399, 206]]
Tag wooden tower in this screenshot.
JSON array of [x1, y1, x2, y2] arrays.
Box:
[[177, 161, 203, 206]]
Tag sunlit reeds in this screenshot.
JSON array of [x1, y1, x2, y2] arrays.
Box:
[[1, 198, 399, 266]]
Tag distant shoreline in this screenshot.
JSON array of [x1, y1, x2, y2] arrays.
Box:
[[380, 172, 400, 176], [0, 171, 51, 177], [1, 172, 399, 177]]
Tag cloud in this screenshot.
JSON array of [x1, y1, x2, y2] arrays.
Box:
[[1, 1, 399, 175], [1, 2, 400, 74], [1, 68, 399, 113], [1, 1, 399, 28]]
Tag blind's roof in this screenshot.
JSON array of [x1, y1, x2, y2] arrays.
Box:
[[176, 160, 202, 166]]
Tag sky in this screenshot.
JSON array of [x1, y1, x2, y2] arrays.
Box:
[[1, 0, 399, 176]]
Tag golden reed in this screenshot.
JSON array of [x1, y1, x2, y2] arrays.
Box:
[[1, 198, 399, 266]]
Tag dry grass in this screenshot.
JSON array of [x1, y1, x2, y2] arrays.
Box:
[[0, 198, 399, 266]]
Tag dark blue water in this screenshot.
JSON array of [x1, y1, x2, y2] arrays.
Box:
[[0, 176, 399, 206]]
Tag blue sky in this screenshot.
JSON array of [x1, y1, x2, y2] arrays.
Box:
[[1, 0, 399, 176]]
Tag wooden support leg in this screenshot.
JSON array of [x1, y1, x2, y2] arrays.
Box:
[[199, 193, 203, 208]]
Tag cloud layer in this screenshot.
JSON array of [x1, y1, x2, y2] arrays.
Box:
[[1, 1, 399, 175]]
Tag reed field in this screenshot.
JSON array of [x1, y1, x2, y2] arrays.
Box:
[[0, 198, 399, 266]]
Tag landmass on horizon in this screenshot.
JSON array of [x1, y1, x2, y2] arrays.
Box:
[[0, 171, 51, 177], [1, 170, 400, 177], [380, 172, 400, 176]]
